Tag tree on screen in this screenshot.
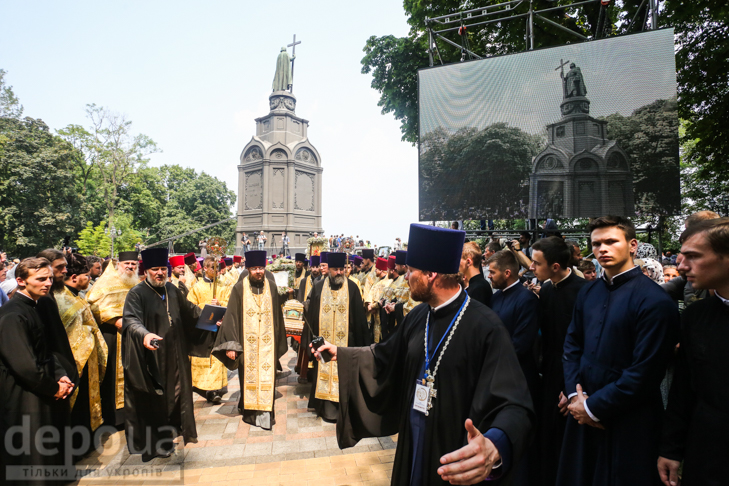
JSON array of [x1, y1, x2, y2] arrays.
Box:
[[419, 123, 542, 220]]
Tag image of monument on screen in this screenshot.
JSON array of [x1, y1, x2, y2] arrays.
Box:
[[418, 29, 679, 221]]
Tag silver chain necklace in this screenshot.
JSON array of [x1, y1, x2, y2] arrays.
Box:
[[422, 294, 470, 415]]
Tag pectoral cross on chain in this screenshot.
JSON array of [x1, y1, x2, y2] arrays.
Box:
[[425, 370, 437, 415]]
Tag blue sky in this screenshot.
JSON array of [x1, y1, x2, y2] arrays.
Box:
[[1, 0, 419, 247]]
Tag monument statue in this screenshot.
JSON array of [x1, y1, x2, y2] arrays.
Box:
[[272, 47, 293, 92], [563, 62, 587, 98]]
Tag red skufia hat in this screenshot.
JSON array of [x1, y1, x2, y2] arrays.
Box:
[[388, 255, 396, 270], [184, 252, 197, 265], [233, 255, 243, 263], [375, 257, 388, 271], [169, 255, 185, 267]]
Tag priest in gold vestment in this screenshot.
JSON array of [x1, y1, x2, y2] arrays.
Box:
[[55, 252, 108, 457], [380, 250, 418, 341], [212, 251, 288, 429], [306, 252, 370, 422], [86, 251, 138, 427], [187, 256, 232, 403], [366, 257, 393, 344]]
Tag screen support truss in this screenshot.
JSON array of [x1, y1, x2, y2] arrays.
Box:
[[425, 0, 661, 67]]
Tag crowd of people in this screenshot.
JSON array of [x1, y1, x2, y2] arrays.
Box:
[[0, 210, 727, 486]]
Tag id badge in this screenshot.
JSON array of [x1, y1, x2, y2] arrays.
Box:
[[413, 382, 429, 414]]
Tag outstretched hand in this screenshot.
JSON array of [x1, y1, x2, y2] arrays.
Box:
[[437, 419, 500, 485], [309, 341, 337, 362]]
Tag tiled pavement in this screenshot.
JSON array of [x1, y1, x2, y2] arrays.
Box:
[[73, 348, 396, 485]]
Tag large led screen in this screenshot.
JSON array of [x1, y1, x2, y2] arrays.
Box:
[[418, 29, 679, 221]]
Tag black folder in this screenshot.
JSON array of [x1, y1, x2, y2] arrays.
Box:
[[195, 304, 226, 332]]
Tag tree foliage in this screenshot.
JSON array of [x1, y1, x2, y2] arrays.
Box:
[[419, 123, 542, 220], [0, 69, 237, 258], [0, 117, 84, 255], [602, 97, 680, 216]]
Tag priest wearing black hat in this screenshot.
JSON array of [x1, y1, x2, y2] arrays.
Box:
[[212, 250, 288, 430], [306, 252, 370, 422], [293, 253, 309, 292], [312, 224, 534, 485], [121, 248, 213, 461], [380, 250, 417, 341], [360, 248, 377, 295]]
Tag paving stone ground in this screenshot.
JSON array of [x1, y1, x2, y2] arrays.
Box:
[[73, 348, 396, 485]]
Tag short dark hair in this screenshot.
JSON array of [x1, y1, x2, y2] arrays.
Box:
[[485, 242, 501, 254], [486, 250, 519, 275], [86, 255, 103, 267], [578, 260, 596, 273], [37, 248, 65, 263], [16, 257, 51, 281], [588, 215, 636, 241], [65, 252, 90, 278], [679, 217, 729, 257], [532, 237, 571, 269], [203, 256, 217, 268]]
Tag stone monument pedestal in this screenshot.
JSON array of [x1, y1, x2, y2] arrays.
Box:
[[235, 90, 323, 256]]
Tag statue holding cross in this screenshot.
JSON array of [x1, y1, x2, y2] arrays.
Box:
[[556, 59, 587, 99], [271, 35, 302, 93]]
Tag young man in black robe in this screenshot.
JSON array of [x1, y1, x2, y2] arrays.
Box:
[[488, 249, 540, 486], [558, 216, 679, 486], [35, 249, 80, 397], [460, 241, 492, 307], [0, 258, 75, 485], [658, 217, 729, 486], [528, 236, 587, 486], [313, 225, 534, 485], [212, 250, 288, 430], [306, 252, 369, 422], [121, 248, 212, 461]]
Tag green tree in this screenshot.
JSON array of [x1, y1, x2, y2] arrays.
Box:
[[82, 104, 159, 237], [663, 0, 729, 182], [602, 97, 680, 216], [0, 117, 84, 256], [0, 69, 23, 119], [362, 1, 621, 144], [419, 123, 542, 220], [76, 220, 112, 257]]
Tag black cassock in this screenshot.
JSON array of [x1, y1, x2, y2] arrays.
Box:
[[661, 295, 729, 485], [336, 290, 534, 485], [306, 277, 369, 422], [212, 277, 288, 429], [537, 272, 586, 486], [0, 293, 71, 485], [121, 281, 212, 461]]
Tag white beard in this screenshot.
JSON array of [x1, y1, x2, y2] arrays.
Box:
[[118, 269, 140, 287]]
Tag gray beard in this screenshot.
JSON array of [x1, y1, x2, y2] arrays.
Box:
[[331, 274, 346, 287], [147, 276, 168, 288]]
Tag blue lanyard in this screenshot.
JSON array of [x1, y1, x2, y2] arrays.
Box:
[[424, 295, 468, 378]]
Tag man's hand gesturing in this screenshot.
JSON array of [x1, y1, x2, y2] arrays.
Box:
[[437, 419, 500, 485]]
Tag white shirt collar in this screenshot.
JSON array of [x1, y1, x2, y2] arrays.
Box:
[[552, 268, 572, 286], [715, 291, 729, 307], [504, 279, 521, 291], [432, 286, 463, 312]]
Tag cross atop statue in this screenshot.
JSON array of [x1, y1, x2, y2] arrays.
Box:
[[287, 34, 301, 93], [271, 36, 302, 93], [556, 59, 587, 99]]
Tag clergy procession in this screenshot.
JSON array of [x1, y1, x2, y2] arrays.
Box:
[[0, 213, 726, 485]]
